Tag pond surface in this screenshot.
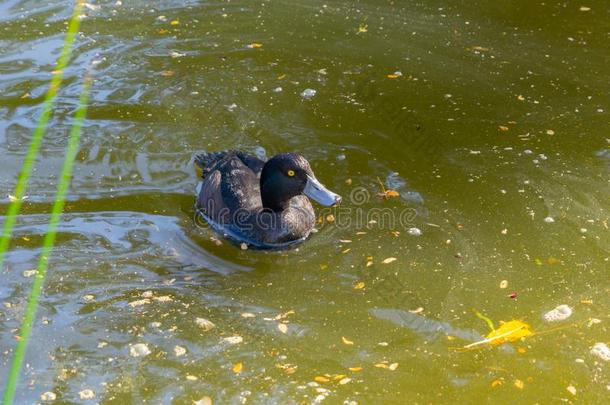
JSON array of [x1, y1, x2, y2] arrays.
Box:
[[1, 0, 609, 403]]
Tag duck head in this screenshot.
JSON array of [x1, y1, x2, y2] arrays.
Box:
[[260, 153, 342, 211]]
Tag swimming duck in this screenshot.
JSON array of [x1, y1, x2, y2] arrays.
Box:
[[194, 151, 341, 249]]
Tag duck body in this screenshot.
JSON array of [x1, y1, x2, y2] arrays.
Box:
[[194, 151, 341, 249]]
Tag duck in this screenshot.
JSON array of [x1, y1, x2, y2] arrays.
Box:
[[194, 151, 342, 249]]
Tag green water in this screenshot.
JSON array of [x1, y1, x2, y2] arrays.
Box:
[[1, 0, 609, 403]]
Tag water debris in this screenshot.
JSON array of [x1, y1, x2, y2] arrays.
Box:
[[339, 377, 352, 385], [543, 305, 572, 322], [498, 125, 509, 131], [382, 257, 397, 264], [241, 312, 256, 318], [590, 343, 610, 361], [277, 323, 288, 334], [544, 216, 555, 223], [232, 362, 243, 373], [357, 23, 368, 33], [408, 307, 424, 314], [174, 345, 187, 356], [195, 318, 216, 331], [300, 88, 317, 99], [22, 269, 37, 278], [386, 71, 402, 79], [342, 336, 354, 345], [79, 389, 95, 400], [464, 311, 533, 349], [376, 177, 399, 198], [546, 129, 555, 135], [374, 361, 399, 370], [579, 6, 591, 11], [499, 280, 508, 289], [348, 366, 362, 372], [82, 294, 95, 302], [566, 385, 577, 396], [247, 43, 263, 49], [193, 397, 213, 405], [407, 227, 422, 236], [40, 392, 57, 401], [160, 70, 175, 77], [514, 379, 525, 389], [128, 299, 150, 307], [353, 281, 365, 290], [223, 336, 243, 345], [170, 51, 185, 58], [129, 343, 151, 357]]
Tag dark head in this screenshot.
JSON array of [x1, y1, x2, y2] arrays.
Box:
[[260, 153, 342, 211]]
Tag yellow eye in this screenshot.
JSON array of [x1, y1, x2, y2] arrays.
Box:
[[287, 170, 295, 177]]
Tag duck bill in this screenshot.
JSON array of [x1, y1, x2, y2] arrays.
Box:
[[304, 175, 342, 206]]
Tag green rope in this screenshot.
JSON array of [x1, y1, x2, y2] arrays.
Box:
[[2, 75, 92, 405], [0, 0, 84, 272]]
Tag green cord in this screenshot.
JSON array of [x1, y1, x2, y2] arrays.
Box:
[[2, 76, 92, 405], [0, 0, 84, 272]]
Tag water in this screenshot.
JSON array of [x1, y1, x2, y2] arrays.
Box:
[[1, 0, 609, 403]]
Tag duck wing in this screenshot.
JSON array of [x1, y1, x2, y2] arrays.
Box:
[[195, 151, 264, 222]]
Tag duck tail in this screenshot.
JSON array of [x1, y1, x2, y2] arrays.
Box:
[[194, 151, 231, 178]]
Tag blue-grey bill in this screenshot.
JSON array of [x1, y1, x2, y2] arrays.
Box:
[[303, 175, 341, 206]]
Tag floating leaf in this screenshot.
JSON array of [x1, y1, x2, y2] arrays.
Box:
[[357, 23, 368, 34], [314, 376, 329, 382], [233, 362, 243, 374], [247, 43, 263, 49], [382, 257, 397, 264], [353, 281, 365, 290], [348, 366, 362, 372], [277, 323, 288, 334], [514, 379, 524, 389], [342, 336, 354, 345]]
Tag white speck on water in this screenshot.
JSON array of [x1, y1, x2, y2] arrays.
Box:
[[79, 389, 95, 400], [336, 154, 346, 161], [590, 342, 610, 361], [407, 227, 422, 236], [543, 305, 572, 322], [544, 216, 555, 223], [174, 345, 187, 356], [195, 318, 216, 331], [273, 86, 283, 93], [40, 392, 57, 402], [223, 335, 243, 345], [129, 343, 151, 357], [538, 154, 548, 160], [580, 228, 587, 233], [226, 103, 237, 112], [523, 149, 533, 155], [300, 88, 317, 99]]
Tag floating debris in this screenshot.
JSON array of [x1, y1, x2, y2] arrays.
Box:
[[590, 342, 610, 361], [382, 257, 397, 264], [544, 216, 555, 223], [79, 389, 95, 400], [195, 318, 216, 331], [174, 345, 187, 357], [40, 392, 57, 402], [543, 305, 572, 322], [129, 343, 151, 357], [300, 88, 317, 99], [407, 227, 422, 236], [223, 336, 243, 345], [277, 323, 288, 334]]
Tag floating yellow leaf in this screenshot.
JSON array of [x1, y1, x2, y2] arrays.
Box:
[[514, 379, 524, 389], [382, 257, 397, 264], [232, 362, 243, 374], [277, 323, 288, 334], [170, 20, 179, 25], [314, 376, 329, 382], [160, 70, 175, 77], [158, 28, 169, 34], [348, 366, 362, 372], [357, 23, 368, 34], [342, 336, 354, 345], [464, 312, 533, 349], [248, 43, 263, 49], [353, 281, 365, 290], [491, 379, 504, 388], [486, 320, 532, 345]]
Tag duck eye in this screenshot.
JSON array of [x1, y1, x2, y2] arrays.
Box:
[[287, 169, 295, 177]]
